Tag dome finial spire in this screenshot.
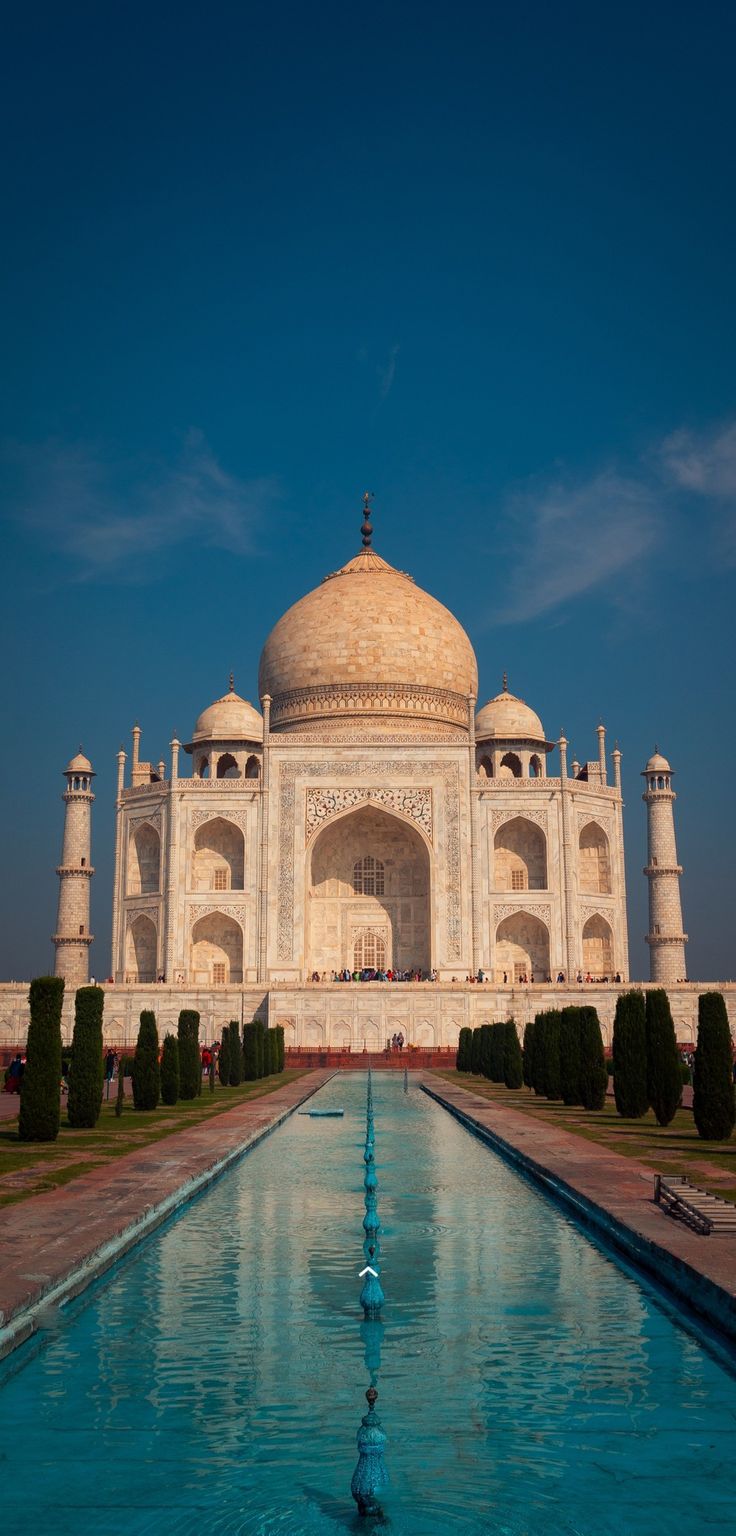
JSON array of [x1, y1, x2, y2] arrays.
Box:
[[361, 491, 374, 548], [229, 671, 235, 693], [502, 671, 508, 693]]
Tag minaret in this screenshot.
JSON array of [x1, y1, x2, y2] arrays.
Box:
[[642, 749, 687, 983], [53, 750, 95, 987]]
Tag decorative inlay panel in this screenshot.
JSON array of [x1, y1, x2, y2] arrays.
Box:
[[490, 808, 548, 832], [129, 806, 162, 830], [580, 904, 614, 925], [190, 809, 250, 832], [188, 903, 246, 929], [277, 761, 461, 962], [270, 681, 470, 730], [125, 904, 159, 926], [576, 811, 611, 834], [493, 903, 552, 925], [305, 786, 433, 843]]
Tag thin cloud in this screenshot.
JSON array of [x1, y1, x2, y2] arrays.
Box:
[[2, 430, 279, 581], [659, 418, 736, 565], [492, 471, 661, 625], [378, 344, 400, 400]]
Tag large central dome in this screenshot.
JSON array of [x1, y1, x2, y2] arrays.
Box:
[[258, 545, 478, 736]]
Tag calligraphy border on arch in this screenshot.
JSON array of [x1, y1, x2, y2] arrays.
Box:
[[277, 761, 461, 961]]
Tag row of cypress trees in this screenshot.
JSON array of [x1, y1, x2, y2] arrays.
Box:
[[521, 1006, 608, 1110], [15, 977, 287, 1139], [457, 1021, 523, 1089], [612, 988, 735, 1138]]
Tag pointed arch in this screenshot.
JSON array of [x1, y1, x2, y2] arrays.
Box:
[[582, 914, 613, 978], [125, 913, 157, 982], [495, 911, 550, 982], [190, 911, 243, 984], [127, 822, 161, 895], [579, 821, 612, 894], [192, 816, 245, 892], [494, 816, 547, 890]]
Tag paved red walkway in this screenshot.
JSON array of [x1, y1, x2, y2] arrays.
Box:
[[0, 1070, 331, 1358], [423, 1075, 736, 1340]]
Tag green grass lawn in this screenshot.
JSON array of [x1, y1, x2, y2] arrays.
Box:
[[431, 1071, 736, 1204], [0, 1070, 306, 1208]]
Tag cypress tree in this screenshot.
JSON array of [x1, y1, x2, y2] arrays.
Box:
[[218, 1026, 231, 1085], [645, 989, 682, 1127], [522, 1020, 536, 1088], [612, 991, 648, 1118], [243, 1021, 260, 1081], [178, 1010, 201, 1099], [470, 1027, 482, 1074], [579, 1006, 608, 1111], [19, 976, 64, 1142], [503, 1020, 523, 1089], [488, 1023, 505, 1082], [267, 1028, 280, 1075], [275, 1024, 285, 1073], [559, 1005, 582, 1106], [115, 1057, 126, 1117], [693, 992, 735, 1141], [479, 1024, 493, 1080], [67, 985, 104, 1129], [535, 1010, 561, 1099], [132, 1011, 160, 1110], [531, 1012, 547, 1095], [254, 1019, 266, 1078], [457, 1026, 473, 1071], [160, 1033, 179, 1105], [228, 1020, 243, 1086]]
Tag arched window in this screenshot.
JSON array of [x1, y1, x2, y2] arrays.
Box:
[[478, 755, 494, 779], [529, 754, 543, 779], [353, 929, 387, 971], [197, 757, 210, 779], [494, 817, 547, 890], [216, 753, 239, 779], [128, 822, 161, 896], [499, 752, 522, 779], [245, 754, 260, 780], [582, 915, 614, 978], [579, 822, 612, 895], [192, 817, 245, 892], [353, 856, 385, 896]]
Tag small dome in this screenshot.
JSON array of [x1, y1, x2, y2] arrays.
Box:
[[645, 750, 671, 773], [65, 750, 93, 774], [475, 683, 545, 743], [192, 684, 263, 743]]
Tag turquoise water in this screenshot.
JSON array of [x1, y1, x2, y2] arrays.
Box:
[[2, 1073, 734, 1535]]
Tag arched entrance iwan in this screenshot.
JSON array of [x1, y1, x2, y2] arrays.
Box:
[[307, 805, 431, 976]]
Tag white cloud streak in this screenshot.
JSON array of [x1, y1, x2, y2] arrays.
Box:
[[2, 430, 279, 581], [659, 419, 736, 564], [492, 470, 661, 625]]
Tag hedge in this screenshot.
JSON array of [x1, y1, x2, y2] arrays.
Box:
[[612, 991, 648, 1118], [132, 1011, 160, 1110], [693, 992, 735, 1141], [535, 1010, 561, 1099], [67, 986, 104, 1129], [19, 976, 64, 1142], [218, 1025, 231, 1086], [275, 1024, 285, 1073], [243, 1020, 260, 1081]]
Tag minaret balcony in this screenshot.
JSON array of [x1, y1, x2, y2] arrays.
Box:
[[52, 932, 94, 946], [643, 864, 682, 877], [56, 864, 95, 878]]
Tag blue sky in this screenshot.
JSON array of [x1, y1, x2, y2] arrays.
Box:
[[1, 1, 734, 982]]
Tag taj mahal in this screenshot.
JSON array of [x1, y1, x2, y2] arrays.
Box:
[[7, 499, 728, 1052]]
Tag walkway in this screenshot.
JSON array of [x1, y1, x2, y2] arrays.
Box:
[[422, 1075, 736, 1343], [0, 1070, 331, 1360]]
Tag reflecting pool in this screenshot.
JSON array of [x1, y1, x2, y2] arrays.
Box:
[[2, 1073, 734, 1535]]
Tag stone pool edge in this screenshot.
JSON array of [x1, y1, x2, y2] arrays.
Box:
[[421, 1079, 736, 1346], [0, 1071, 333, 1362]]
